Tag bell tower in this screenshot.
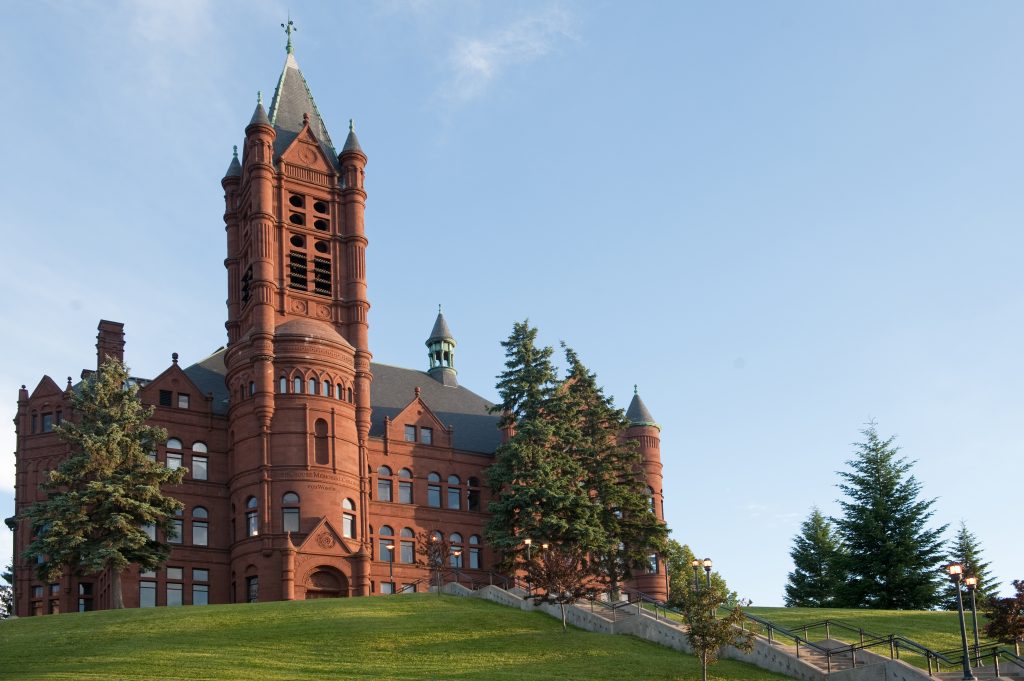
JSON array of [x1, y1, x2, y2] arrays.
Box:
[[220, 23, 372, 601]]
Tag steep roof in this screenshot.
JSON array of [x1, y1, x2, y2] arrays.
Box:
[[268, 52, 338, 168], [625, 390, 658, 428], [183, 348, 231, 415], [427, 311, 454, 344]]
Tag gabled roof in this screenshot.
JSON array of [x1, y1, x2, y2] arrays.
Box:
[[183, 349, 231, 415], [626, 390, 658, 428], [268, 52, 338, 169]]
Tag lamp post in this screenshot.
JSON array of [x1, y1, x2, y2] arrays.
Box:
[[691, 558, 701, 591], [524, 538, 533, 594], [385, 543, 395, 593], [703, 558, 713, 590], [453, 549, 462, 570], [946, 562, 975, 680], [964, 576, 981, 666]]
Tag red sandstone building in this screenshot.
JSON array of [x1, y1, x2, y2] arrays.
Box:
[[7, 36, 666, 616]]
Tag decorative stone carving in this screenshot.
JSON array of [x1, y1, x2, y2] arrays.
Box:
[[316, 532, 335, 549]]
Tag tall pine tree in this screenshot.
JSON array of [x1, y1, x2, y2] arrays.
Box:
[[833, 424, 947, 609], [784, 507, 846, 607], [19, 359, 185, 608], [559, 346, 667, 592], [941, 521, 997, 610]]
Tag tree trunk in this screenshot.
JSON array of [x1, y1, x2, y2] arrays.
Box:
[[702, 652, 708, 681], [560, 602, 567, 632], [111, 568, 124, 609]]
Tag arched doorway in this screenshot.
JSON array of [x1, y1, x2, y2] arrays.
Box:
[[304, 567, 348, 599]]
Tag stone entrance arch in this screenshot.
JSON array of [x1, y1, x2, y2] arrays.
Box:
[[304, 566, 348, 599]]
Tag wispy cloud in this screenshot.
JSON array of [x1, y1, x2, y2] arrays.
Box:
[[442, 5, 578, 105]]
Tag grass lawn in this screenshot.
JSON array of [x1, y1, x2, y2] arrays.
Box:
[[0, 594, 795, 681]]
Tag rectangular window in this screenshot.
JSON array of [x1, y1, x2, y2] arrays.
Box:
[[379, 541, 394, 563], [246, 576, 259, 603], [55, 410, 62, 425], [288, 251, 308, 291], [140, 581, 156, 608], [193, 521, 209, 546], [470, 547, 481, 570], [177, 393, 190, 409], [166, 453, 182, 470], [192, 456, 208, 480], [167, 582, 183, 607], [147, 451, 157, 462], [400, 541, 415, 564], [450, 552, 463, 568], [420, 427, 433, 445], [399, 481, 413, 504], [401, 583, 416, 594], [377, 479, 392, 502], [193, 584, 209, 606], [467, 489, 481, 512], [50, 583, 60, 595], [31, 414, 38, 433], [143, 523, 156, 541], [159, 390, 173, 407], [283, 508, 299, 533], [404, 425, 416, 442], [246, 512, 258, 537], [380, 582, 395, 595], [41, 413, 53, 433], [168, 519, 183, 544], [447, 487, 460, 510], [312, 257, 332, 296], [166, 567, 183, 580], [78, 583, 94, 612], [427, 485, 441, 508], [343, 513, 356, 539], [32, 585, 44, 598], [648, 554, 659, 574], [140, 569, 156, 579], [193, 569, 209, 582]]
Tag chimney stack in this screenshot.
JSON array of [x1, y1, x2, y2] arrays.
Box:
[[96, 320, 125, 369]]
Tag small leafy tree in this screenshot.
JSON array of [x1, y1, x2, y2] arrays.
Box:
[[664, 540, 737, 609], [941, 522, 997, 610], [833, 424, 947, 609], [682, 581, 755, 681], [417, 531, 452, 595], [785, 508, 846, 607], [527, 544, 594, 632], [985, 580, 1024, 656], [1, 562, 13, 619], [18, 359, 184, 608]]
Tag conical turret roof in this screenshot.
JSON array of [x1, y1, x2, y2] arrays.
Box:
[[248, 99, 271, 127], [427, 309, 454, 344], [626, 388, 658, 428], [224, 145, 242, 178], [342, 119, 363, 155], [268, 51, 338, 166]]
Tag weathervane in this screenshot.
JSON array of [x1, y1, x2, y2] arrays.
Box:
[[282, 15, 297, 54]]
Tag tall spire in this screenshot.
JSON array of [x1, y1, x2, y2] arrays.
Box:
[[626, 387, 658, 428], [426, 306, 457, 387], [267, 24, 336, 162], [281, 16, 296, 54]]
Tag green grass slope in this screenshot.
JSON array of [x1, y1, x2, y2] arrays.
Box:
[[0, 594, 793, 681]]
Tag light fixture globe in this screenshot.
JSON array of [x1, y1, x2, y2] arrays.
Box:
[[702, 558, 713, 570]]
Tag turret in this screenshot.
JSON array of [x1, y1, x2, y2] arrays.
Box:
[[625, 385, 663, 521], [426, 306, 457, 387]]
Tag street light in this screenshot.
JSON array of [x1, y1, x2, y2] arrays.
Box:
[[386, 543, 395, 593], [524, 538, 533, 594], [946, 562, 975, 680], [691, 558, 701, 591], [964, 576, 981, 666], [703, 558, 713, 590]]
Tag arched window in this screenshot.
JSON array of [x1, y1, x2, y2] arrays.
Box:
[[378, 525, 395, 562], [165, 438, 183, 470], [430, 530, 443, 543], [279, 376, 287, 394], [323, 380, 331, 397], [314, 419, 329, 465], [467, 477, 481, 512], [646, 486, 656, 514], [427, 472, 441, 508], [282, 492, 300, 533], [245, 496, 258, 537], [336, 383, 343, 400], [400, 527, 415, 563], [248, 381, 256, 397], [450, 533, 464, 568], [192, 506, 209, 546], [166, 438, 183, 450], [293, 376, 302, 394], [447, 475, 461, 510], [398, 468, 413, 504], [469, 535, 482, 569], [192, 442, 208, 453], [347, 387, 353, 402], [342, 498, 356, 539], [308, 378, 318, 395], [377, 465, 393, 502]]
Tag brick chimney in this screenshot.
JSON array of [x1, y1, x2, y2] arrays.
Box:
[[96, 320, 125, 369]]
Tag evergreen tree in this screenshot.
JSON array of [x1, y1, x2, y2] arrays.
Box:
[[1, 562, 13, 619], [485, 322, 602, 568], [559, 346, 667, 593], [19, 359, 185, 608], [833, 424, 947, 609], [941, 522, 997, 610], [784, 507, 846, 607]]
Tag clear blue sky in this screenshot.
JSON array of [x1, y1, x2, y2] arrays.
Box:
[[2, 1, 1022, 606]]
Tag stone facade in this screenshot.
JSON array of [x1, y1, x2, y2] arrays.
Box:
[[7, 39, 667, 616]]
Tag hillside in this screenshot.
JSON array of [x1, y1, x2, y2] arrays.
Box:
[[0, 594, 792, 681]]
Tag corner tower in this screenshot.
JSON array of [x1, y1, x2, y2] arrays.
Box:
[[625, 386, 667, 600], [220, 26, 372, 602]]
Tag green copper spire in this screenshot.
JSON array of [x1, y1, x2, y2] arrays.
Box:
[[282, 16, 296, 54]]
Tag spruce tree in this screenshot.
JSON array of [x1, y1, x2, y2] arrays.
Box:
[[784, 507, 846, 607], [19, 359, 184, 608], [559, 345, 667, 593], [0, 562, 12, 619], [941, 522, 997, 610], [833, 424, 947, 609], [485, 322, 601, 567]]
